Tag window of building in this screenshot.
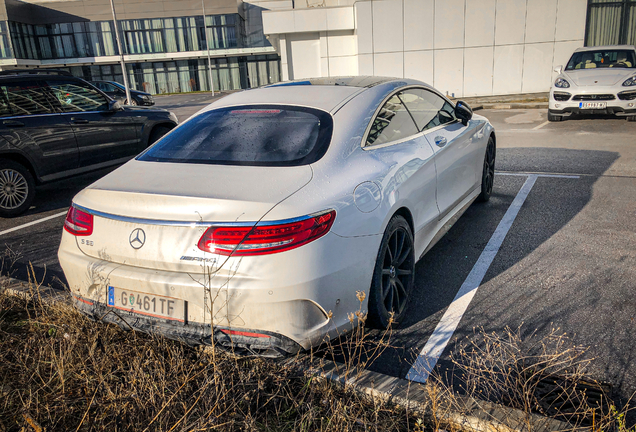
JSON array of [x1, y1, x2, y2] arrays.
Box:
[[10, 20, 118, 60], [59, 55, 279, 96], [246, 55, 281, 88], [9, 22, 38, 59], [0, 22, 13, 59], [586, 0, 636, 46], [8, 13, 246, 60]]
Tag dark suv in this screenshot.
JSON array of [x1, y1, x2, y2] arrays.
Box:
[[0, 70, 178, 217]]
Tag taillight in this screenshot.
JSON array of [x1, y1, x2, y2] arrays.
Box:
[[197, 210, 336, 256], [64, 206, 93, 236]]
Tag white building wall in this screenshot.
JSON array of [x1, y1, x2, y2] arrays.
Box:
[[260, 0, 587, 97]]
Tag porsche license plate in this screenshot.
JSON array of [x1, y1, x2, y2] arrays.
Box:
[[579, 102, 607, 109], [107, 286, 185, 321]]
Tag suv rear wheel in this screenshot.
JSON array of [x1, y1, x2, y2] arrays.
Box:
[[0, 160, 35, 217]]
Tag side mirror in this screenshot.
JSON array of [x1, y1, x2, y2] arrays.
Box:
[[455, 100, 473, 126], [554, 65, 563, 74], [107, 99, 122, 112]]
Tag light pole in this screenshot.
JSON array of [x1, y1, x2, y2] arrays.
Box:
[[109, 0, 132, 105], [202, 0, 215, 96]]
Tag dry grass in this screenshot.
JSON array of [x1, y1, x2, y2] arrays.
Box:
[[446, 326, 636, 431], [2, 279, 636, 431], [0, 288, 417, 432]]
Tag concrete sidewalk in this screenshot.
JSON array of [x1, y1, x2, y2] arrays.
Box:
[[452, 92, 549, 111]]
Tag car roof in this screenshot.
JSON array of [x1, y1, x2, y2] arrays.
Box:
[[574, 45, 636, 52], [265, 76, 395, 88], [208, 76, 422, 113], [0, 69, 75, 79]]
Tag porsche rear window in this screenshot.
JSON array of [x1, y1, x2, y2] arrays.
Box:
[[138, 105, 333, 166]]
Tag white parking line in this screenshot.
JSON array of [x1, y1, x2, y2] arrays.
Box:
[[406, 172, 581, 383], [407, 175, 541, 383], [498, 172, 580, 179], [0, 210, 67, 238], [532, 121, 550, 130]]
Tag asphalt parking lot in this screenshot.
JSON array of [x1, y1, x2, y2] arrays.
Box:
[[1, 96, 635, 406]]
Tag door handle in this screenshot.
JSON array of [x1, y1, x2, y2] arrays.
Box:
[[70, 118, 89, 124], [2, 120, 24, 127], [434, 136, 447, 148]]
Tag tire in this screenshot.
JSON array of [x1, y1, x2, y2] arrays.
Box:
[[124, 99, 138, 106], [547, 111, 563, 122], [148, 125, 172, 146], [367, 215, 415, 329], [0, 160, 35, 218], [477, 136, 496, 203]]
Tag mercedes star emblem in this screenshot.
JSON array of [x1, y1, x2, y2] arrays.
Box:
[[129, 228, 146, 249]]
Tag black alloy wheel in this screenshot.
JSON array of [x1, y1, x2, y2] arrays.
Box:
[[367, 215, 415, 329], [478, 136, 496, 202], [0, 160, 35, 218]]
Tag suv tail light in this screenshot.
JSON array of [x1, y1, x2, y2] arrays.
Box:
[[197, 210, 336, 256], [64, 206, 93, 236]]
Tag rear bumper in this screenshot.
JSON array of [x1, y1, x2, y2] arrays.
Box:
[[72, 294, 302, 357], [58, 229, 380, 353]]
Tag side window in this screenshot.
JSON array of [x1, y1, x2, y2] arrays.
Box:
[[45, 80, 109, 113], [400, 88, 456, 131], [2, 81, 54, 117], [366, 94, 419, 146], [102, 83, 117, 92], [0, 87, 12, 117]]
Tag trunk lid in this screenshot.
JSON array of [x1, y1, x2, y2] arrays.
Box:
[[73, 160, 312, 272]]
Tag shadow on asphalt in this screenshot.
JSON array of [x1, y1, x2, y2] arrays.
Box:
[[318, 147, 621, 397]]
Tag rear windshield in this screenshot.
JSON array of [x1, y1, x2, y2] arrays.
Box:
[[566, 50, 636, 70], [138, 105, 333, 166]]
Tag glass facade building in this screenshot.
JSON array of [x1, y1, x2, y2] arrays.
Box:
[[586, 0, 636, 46], [0, 7, 281, 94]]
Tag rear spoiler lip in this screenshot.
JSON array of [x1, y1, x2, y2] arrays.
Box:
[[71, 203, 329, 229]]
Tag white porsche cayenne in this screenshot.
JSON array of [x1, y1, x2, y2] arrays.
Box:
[[58, 77, 496, 357], [549, 45, 636, 122]]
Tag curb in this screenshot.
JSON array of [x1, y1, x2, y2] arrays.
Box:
[[311, 360, 570, 432], [2, 279, 571, 432], [482, 102, 548, 110]]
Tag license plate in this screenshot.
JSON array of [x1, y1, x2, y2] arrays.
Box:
[[107, 286, 185, 321], [579, 102, 607, 109]]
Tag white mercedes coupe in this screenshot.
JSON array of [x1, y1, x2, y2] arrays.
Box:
[[549, 45, 636, 122], [58, 77, 496, 357]]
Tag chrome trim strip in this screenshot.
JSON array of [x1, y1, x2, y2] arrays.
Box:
[[1, 112, 61, 120], [362, 119, 460, 151], [73, 204, 334, 228]]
